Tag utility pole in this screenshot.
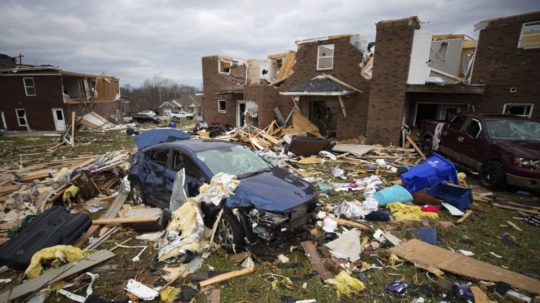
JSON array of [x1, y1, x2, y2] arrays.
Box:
[[17, 53, 24, 65]]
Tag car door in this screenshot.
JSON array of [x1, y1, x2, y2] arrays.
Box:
[[171, 150, 208, 197], [456, 118, 485, 170], [144, 147, 170, 207], [439, 114, 468, 160]]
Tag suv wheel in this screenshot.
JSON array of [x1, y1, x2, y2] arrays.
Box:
[[131, 180, 145, 205], [480, 161, 506, 189], [218, 211, 245, 252]]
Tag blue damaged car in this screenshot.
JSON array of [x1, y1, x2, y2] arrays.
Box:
[[128, 138, 318, 249]]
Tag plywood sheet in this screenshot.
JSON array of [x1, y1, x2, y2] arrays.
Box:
[[390, 239, 540, 294], [332, 144, 373, 157]]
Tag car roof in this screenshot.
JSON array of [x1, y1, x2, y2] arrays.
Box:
[[156, 139, 239, 153]]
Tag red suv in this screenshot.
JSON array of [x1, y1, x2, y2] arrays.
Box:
[[434, 113, 540, 190]]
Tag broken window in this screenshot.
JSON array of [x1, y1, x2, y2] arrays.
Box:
[[503, 103, 533, 117], [218, 59, 232, 75], [448, 114, 466, 131], [23, 78, 35, 96], [146, 149, 169, 167], [15, 109, 27, 126], [218, 100, 226, 113], [518, 21, 540, 49], [465, 119, 482, 138], [317, 44, 334, 70]]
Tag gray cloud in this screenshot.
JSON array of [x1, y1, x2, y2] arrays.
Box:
[[1, 0, 538, 87]]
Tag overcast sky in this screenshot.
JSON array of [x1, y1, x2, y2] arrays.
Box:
[[1, 0, 538, 88]]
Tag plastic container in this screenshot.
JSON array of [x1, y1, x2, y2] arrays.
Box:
[[427, 183, 472, 211], [373, 185, 413, 206], [400, 153, 458, 193]]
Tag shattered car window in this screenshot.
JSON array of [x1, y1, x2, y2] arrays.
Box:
[[485, 119, 540, 141], [195, 145, 272, 178]]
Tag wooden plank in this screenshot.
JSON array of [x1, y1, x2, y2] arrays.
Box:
[[301, 241, 333, 281], [0, 250, 114, 302], [493, 203, 540, 215], [406, 136, 426, 160], [330, 217, 371, 231], [75, 192, 127, 247], [390, 239, 540, 294], [92, 215, 160, 225], [199, 266, 255, 287], [0, 185, 18, 195], [456, 210, 473, 224], [507, 220, 523, 232]]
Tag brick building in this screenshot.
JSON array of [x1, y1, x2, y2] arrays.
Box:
[[201, 11, 540, 145], [0, 56, 120, 131]]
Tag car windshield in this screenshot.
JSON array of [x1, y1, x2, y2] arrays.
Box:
[[485, 119, 540, 142], [195, 145, 272, 178]]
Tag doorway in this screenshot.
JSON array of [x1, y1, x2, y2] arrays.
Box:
[[309, 100, 338, 137], [236, 101, 246, 128], [52, 108, 66, 131]]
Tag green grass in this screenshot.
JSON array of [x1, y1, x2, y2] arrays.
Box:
[[0, 133, 539, 302]]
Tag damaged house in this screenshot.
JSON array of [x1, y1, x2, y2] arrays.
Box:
[[0, 55, 120, 131], [202, 35, 371, 138], [203, 11, 540, 145]]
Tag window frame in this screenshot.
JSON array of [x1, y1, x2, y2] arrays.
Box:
[[23, 77, 36, 96], [217, 100, 226, 113], [218, 59, 232, 75], [146, 148, 169, 167], [15, 108, 28, 126], [316, 44, 335, 71], [448, 114, 466, 131], [502, 103, 534, 118], [518, 21, 540, 49], [465, 118, 482, 139]]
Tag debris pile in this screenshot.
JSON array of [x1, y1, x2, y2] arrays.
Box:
[[0, 115, 538, 303]]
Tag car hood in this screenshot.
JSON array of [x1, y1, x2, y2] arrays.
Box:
[[225, 167, 316, 212], [495, 140, 540, 159]]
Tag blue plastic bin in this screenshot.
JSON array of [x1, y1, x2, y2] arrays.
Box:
[[400, 153, 458, 193], [427, 183, 472, 211]]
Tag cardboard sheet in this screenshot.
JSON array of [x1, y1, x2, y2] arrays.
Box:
[[390, 239, 540, 294]]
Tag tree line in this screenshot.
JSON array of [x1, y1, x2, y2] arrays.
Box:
[[121, 76, 200, 114]]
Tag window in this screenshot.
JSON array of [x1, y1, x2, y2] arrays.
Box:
[[448, 114, 466, 131], [23, 78, 36, 96], [15, 109, 27, 126], [317, 44, 334, 70], [518, 21, 540, 49], [218, 59, 232, 75], [465, 119, 482, 138], [146, 149, 168, 167], [173, 151, 204, 178], [503, 103, 533, 118], [218, 100, 226, 113]]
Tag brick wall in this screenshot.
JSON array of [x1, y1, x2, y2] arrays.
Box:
[[279, 36, 371, 139], [0, 74, 64, 130], [244, 85, 282, 128], [201, 56, 246, 125], [366, 17, 419, 145], [472, 11, 540, 120]]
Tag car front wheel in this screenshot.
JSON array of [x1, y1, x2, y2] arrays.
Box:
[[480, 161, 506, 189], [218, 211, 245, 252]]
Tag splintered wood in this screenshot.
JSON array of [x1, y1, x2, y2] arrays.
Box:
[[218, 122, 283, 151], [391, 239, 540, 294]]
